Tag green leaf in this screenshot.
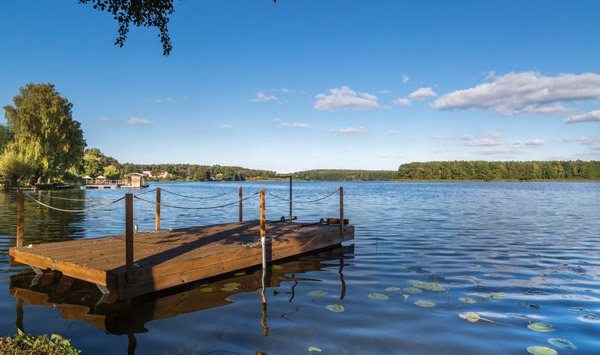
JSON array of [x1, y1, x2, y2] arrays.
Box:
[[414, 300, 436, 307], [403, 287, 422, 294], [272, 265, 284, 270], [459, 297, 477, 304], [200, 287, 213, 292], [526, 346, 557, 355], [308, 346, 322, 352], [385, 287, 400, 292], [548, 338, 576, 350], [368, 293, 389, 300], [459, 312, 481, 322], [234, 272, 246, 276], [528, 322, 555, 332], [326, 305, 345, 312], [490, 292, 506, 300]]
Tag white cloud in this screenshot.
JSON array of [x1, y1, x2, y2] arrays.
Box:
[[525, 138, 544, 146], [565, 110, 600, 123], [433, 71, 600, 116], [183, 96, 190, 100], [281, 88, 292, 93], [128, 117, 151, 125], [485, 132, 502, 138], [387, 130, 398, 134], [314, 86, 379, 111], [276, 122, 311, 129], [99, 117, 113, 122], [408, 87, 436, 100], [461, 134, 502, 146], [251, 91, 278, 102], [560, 136, 599, 145], [402, 74, 410, 84], [330, 126, 367, 135], [485, 70, 496, 80], [431, 135, 456, 140], [221, 124, 232, 130], [393, 98, 412, 106], [511, 140, 525, 149]]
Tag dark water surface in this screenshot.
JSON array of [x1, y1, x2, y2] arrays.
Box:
[[1, 182, 599, 354]]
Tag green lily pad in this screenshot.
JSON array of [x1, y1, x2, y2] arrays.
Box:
[[414, 300, 436, 308], [528, 322, 555, 332], [507, 313, 530, 319], [221, 282, 240, 291], [308, 346, 322, 352], [459, 312, 480, 322], [234, 272, 246, 276], [326, 304, 345, 313], [470, 296, 490, 303], [408, 280, 446, 292], [490, 292, 506, 300], [308, 290, 328, 297], [526, 346, 557, 355], [548, 338, 576, 350], [459, 297, 476, 304], [403, 287, 422, 294], [385, 287, 400, 292], [368, 293, 389, 300], [272, 265, 284, 270], [200, 287, 214, 292]]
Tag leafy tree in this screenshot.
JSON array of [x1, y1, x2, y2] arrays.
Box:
[[103, 165, 120, 179], [0, 124, 13, 154], [0, 151, 37, 186], [4, 83, 86, 181]]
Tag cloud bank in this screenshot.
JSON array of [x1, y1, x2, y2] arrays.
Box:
[[314, 86, 379, 111]]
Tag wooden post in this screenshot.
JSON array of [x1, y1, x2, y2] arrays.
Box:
[[17, 189, 24, 248], [155, 187, 161, 231], [289, 176, 292, 224], [125, 193, 134, 285], [238, 186, 243, 222], [260, 189, 266, 269], [339, 187, 344, 235]]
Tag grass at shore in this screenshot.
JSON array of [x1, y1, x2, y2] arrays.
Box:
[[0, 330, 82, 354]]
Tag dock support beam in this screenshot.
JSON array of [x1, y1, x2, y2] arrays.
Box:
[[17, 189, 24, 248], [339, 187, 344, 235], [125, 193, 134, 285], [155, 188, 161, 231], [260, 189, 266, 269], [239, 186, 243, 222]]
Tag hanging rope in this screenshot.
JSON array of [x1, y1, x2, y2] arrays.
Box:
[[265, 188, 340, 204], [23, 191, 126, 213], [160, 187, 237, 200], [134, 191, 259, 210], [33, 194, 116, 202], [133, 188, 157, 196]]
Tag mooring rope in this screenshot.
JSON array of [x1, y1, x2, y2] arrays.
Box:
[[33, 194, 116, 202], [160, 188, 237, 200], [134, 191, 259, 210], [265, 188, 340, 204], [23, 191, 126, 213], [133, 188, 157, 196]]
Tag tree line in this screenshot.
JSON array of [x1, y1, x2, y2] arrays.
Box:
[[397, 161, 600, 181]]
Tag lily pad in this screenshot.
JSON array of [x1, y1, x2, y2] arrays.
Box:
[[459, 312, 481, 322], [548, 338, 576, 350], [517, 301, 541, 309], [528, 322, 555, 332], [272, 265, 284, 270], [470, 296, 490, 303], [490, 292, 506, 300], [577, 313, 600, 323], [326, 304, 345, 313], [526, 346, 557, 355], [414, 300, 436, 308], [200, 287, 214, 292], [368, 293, 389, 300], [234, 272, 246, 276], [308, 290, 328, 297], [459, 297, 477, 304], [308, 347, 322, 352], [403, 287, 422, 294], [507, 313, 530, 319], [385, 287, 400, 292], [221, 282, 240, 291], [408, 280, 446, 292]]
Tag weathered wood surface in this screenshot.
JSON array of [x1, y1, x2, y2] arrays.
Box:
[[9, 220, 354, 299], [10, 245, 353, 334]]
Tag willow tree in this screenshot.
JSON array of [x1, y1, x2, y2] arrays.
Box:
[[3, 83, 87, 181], [0, 124, 13, 154]]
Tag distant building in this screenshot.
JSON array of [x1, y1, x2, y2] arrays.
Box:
[[124, 173, 149, 188]]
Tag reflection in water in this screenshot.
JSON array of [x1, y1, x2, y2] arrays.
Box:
[[9, 246, 353, 352]]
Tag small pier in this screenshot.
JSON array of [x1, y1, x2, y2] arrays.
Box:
[[9, 186, 353, 299]]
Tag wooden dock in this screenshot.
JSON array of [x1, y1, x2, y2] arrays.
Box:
[[9, 220, 354, 299]]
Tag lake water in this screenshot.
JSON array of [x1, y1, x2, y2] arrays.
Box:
[[1, 181, 599, 354]]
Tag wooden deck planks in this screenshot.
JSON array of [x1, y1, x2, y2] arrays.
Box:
[[9, 220, 354, 298]]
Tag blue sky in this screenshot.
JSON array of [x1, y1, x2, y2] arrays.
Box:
[[1, 1, 599, 172]]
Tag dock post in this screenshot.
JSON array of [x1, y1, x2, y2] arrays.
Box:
[[289, 176, 292, 224], [339, 187, 344, 235], [17, 189, 24, 247], [155, 187, 161, 231], [125, 193, 134, 285], [260, 189, 266, 269], [239, 186, 243, 222]]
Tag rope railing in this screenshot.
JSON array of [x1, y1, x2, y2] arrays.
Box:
[[160, 188, 237, 200], [23, 191, 126, 213], [133, 188, 157, 196], [134, 191, 260, 210], [33, 194, 117, 202], [265, 188, 341, 204]]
